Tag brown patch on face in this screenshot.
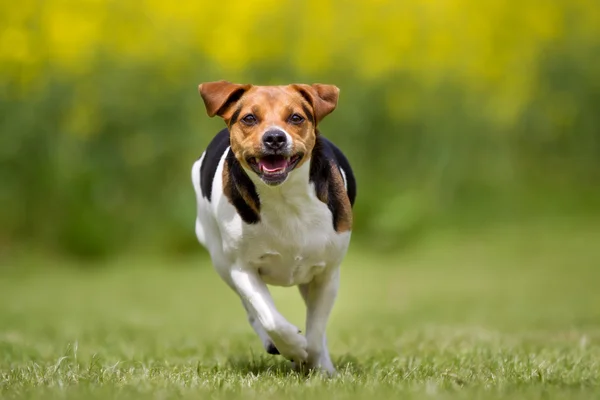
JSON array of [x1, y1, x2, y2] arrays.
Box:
[[226, 86, 319, 169], [198, 81, 340, 184], [328, 162, 353, 232]]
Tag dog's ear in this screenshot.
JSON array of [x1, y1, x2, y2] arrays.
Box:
[[198, 81, 251, 118], [292, 84, 340, 124]]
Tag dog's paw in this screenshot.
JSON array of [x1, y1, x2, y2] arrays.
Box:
[[307, 354, 336, 377], [268, 322, 307, 363], [291, 357, 336, 377]]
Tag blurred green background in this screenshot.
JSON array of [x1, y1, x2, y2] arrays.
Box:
[[2, 3, 600, 398], [1, 0, 599, 258]]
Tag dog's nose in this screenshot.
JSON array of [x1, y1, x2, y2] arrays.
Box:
[[262, 130, 287, 150]]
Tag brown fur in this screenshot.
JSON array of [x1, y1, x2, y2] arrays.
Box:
[[312, 160, 353, 233], [222, 159, 261, 217], [199, 82, 339, 171], [329, 162, 353, 232]]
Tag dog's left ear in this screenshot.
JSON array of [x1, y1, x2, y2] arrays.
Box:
[[198, 81, 251, 118], [292, 84, 340, 124]]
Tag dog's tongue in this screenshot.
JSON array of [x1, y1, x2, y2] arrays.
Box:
[[259, 156, 288, 173]]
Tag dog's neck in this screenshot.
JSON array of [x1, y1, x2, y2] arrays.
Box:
[[225, 136, 331, 224]]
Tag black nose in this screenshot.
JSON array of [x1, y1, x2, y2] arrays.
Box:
[[262, 130, 287, 150]]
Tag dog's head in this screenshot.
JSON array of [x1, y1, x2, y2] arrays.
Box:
[[198, 81, 339, 186]]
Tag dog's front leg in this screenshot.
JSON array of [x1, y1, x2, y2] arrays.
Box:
[[230, 267, 308, 363], [298, 266, 340, 376], [240, 301, 280, 355]]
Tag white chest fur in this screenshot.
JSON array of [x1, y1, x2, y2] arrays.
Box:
[[241, 184, 350, 286], [200, 154, 351, 287]]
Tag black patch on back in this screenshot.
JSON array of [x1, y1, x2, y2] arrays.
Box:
[[324, 137, 357, 206], [198, 128, 261, 224], [225, 148, 261, 224], [309, 135, 357, 230], [200, 128, 230, 201]]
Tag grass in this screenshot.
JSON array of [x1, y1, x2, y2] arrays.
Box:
[[1, 219, 600, 399]]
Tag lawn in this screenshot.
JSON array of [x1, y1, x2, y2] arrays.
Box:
[[1, 219, 600, 399]]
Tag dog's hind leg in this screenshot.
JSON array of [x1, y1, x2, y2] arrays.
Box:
[[298, 265, 340, 376]]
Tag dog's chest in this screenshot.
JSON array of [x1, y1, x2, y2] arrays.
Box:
[[241, 190, 349, 287]]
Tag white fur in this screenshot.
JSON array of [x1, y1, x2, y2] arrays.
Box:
[[191, 146, 351, 375]]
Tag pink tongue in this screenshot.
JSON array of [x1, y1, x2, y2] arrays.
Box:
[[259, 157, 288, 172]]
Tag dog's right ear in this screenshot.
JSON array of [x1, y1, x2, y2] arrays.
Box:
[[198, 81, 251, 118]]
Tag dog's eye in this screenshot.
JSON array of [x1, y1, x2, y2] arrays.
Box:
[[288, 113, 305, 125], [241, 114, 257, 126]]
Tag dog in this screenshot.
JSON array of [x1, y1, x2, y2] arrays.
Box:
[[191, 81, 356, 375]]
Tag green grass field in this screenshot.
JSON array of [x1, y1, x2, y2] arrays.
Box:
[[1, 220, 600, 399]]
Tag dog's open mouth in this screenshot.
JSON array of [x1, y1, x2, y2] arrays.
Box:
[[247, 154, 303, 185]]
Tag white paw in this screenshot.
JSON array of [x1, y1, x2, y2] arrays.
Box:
[[268, 322, 307, 363], [307, 352, 336, 377]]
